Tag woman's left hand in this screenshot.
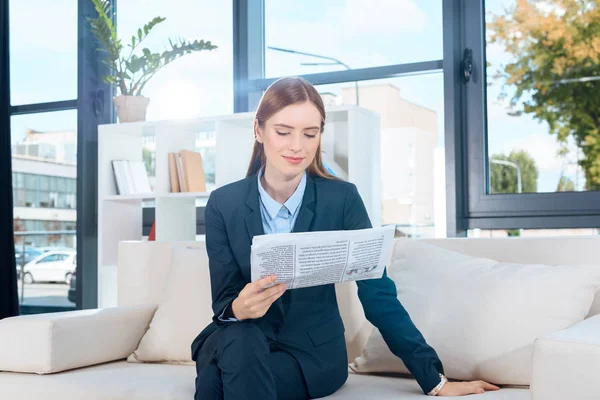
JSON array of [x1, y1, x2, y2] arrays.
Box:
[[437, 380, 500, 396]]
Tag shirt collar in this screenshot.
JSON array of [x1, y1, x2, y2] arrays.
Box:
[[257, 169, 307, 220]]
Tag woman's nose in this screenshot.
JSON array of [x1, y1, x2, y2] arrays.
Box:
[[289, 134, 302, 152]]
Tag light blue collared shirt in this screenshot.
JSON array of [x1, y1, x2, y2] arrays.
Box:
[[257, 169, 306, 235], [218, 170, 307, 322]]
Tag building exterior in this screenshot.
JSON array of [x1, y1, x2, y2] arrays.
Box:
[[335, 84, 440, 238], [11, 130, 77, 248]]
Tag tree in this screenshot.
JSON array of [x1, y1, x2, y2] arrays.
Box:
[[13, 217, 25, 245], [490, 150, 539, 194], [556, 175, 576, 191], [142, 147, 154, 176], [488, 0, 600, 190]]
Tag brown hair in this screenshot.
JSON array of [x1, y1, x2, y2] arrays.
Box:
[[245, 76, 338, 180]]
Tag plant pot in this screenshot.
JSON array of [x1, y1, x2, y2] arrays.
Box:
[[113, 95, 150, 123]]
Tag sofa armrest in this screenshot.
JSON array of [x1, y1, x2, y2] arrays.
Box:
[[531, 314, 600, 400], [0, 304, 157, 374]]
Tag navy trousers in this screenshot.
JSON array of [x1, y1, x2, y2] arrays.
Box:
[[194, 323, 310, 400]]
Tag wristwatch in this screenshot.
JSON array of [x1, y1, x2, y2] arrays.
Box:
[[427, 374, 448, 396]]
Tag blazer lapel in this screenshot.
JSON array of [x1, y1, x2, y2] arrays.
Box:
[[245, 175, 265, 244], [292, 174, 315, 233]]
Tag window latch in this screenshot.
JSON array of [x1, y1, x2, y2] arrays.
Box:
[[462, 48, 473, 84]]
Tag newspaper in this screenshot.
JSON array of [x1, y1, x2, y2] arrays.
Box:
[[251, 225, 395, 290]]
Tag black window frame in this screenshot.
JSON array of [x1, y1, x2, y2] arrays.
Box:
[[454, 0, 600, 231]]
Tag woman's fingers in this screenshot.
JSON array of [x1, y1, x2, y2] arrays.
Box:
[[247, 286, 286, 317], [254, 283, 286, 302], [479, 380, 500, 390], [251, 275, 278, 291], [468, 380, 500, 394], [257, 283, 287, 305]]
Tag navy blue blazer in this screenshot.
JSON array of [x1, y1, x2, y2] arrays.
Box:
[[191, 173, 444, 397]]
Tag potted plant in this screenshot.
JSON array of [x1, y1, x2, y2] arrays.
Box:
[[88, 0, 217, 122]]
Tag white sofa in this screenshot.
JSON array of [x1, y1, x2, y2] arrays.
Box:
[[1, 236, 600, 399]]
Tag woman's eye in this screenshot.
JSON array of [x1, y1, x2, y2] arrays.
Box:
[[276, 131, 290, 136], [304, 134, 317, 138]]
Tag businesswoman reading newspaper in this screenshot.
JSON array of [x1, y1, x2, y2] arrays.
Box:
[[191, 77, 500, 399]]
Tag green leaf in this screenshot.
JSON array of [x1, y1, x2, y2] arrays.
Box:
[[138, 28, 143, 41]]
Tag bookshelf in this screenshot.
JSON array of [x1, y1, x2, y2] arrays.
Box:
[[97, 105, 381, 307]]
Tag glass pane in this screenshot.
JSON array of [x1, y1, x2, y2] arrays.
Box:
[[314, 73, 445, 238], [9, 0, 77, 105], [117, 1, 233, 120], [265, 0, 443, 78], [485, 0, 598, 193], [12, 111, 77, 310]]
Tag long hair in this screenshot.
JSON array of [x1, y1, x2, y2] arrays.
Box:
[[245, 77, 337, 180]]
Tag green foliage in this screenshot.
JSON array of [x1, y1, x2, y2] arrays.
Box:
[[88, 0, 217, 96], [490, 150, 539, 194], [556, 175, 576, 192], [142, 147, 154, 176], [488, 0, 600, 190]]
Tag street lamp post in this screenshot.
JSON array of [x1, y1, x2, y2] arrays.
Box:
[[267, 46, 359, 105], [490, 158, 523, 235]]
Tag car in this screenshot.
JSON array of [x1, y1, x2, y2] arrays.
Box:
[[14, 245, 43, 265], [21, 250, 76, 284], [68, 266, 77, 304], [37, 246, 75, 253]]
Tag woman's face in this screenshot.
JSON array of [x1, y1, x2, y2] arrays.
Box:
[[256, 101, 322, 179]]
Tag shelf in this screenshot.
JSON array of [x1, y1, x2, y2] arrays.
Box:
[[159, 191, 211, 199], [103, 193, 156, 201], [103, 192, 211, 201]]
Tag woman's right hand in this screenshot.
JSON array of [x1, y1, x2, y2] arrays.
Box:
[[231, 275, 287, 320]]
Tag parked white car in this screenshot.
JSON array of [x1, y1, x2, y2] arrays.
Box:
[[22, 251, 76, 284]]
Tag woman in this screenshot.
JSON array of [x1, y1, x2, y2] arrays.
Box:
[[191, 77, 500, 399]]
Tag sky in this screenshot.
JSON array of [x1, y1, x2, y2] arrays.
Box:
[[8, 0, 587, 193]]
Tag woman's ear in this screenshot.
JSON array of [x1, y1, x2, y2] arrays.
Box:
[[254, 120, 263, 143]]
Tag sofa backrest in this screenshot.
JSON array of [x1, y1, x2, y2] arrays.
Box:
[[117, 236, 600, 362]]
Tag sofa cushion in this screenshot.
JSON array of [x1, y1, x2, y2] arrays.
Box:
[[0, 361, 529, 400], [0, 361, 195, 400], [0, 305, 156, 374], [350, 238, 600, 385], [128, 245, 213, 364]]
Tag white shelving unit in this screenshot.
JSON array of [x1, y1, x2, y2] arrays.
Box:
[[97, 105, 381, 307]]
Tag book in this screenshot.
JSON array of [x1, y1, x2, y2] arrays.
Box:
[[111, 159, 152, 195], [176, 154, 187, 192], [179, 150, 206, 192], [129, 161, 152, 193], [168, 153, 180, 193]]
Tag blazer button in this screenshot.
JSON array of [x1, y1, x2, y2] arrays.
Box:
[[273, 324, 281, 334]]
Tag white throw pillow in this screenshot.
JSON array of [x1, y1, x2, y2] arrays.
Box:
[[350, 239, 600, 385], [128, 245, 213, 365]]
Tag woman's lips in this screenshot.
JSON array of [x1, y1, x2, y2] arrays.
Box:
[[283, 156, 304, 165]]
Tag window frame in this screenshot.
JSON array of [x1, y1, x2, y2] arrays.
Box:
[[455, 0, 600, 231], [6, 0, 115, 313]]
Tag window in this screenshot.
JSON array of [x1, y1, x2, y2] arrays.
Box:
[[485, 0, 594, 194], [454, 0, 600, 231], [38, 254, 58, 264], [117, 0, 233, 120], [265, 0, 443, 77], [9, 0, 77, 105], [314, 73, 445, 238], [240, 1, 445, 236], [10, 5, 79, 311]]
